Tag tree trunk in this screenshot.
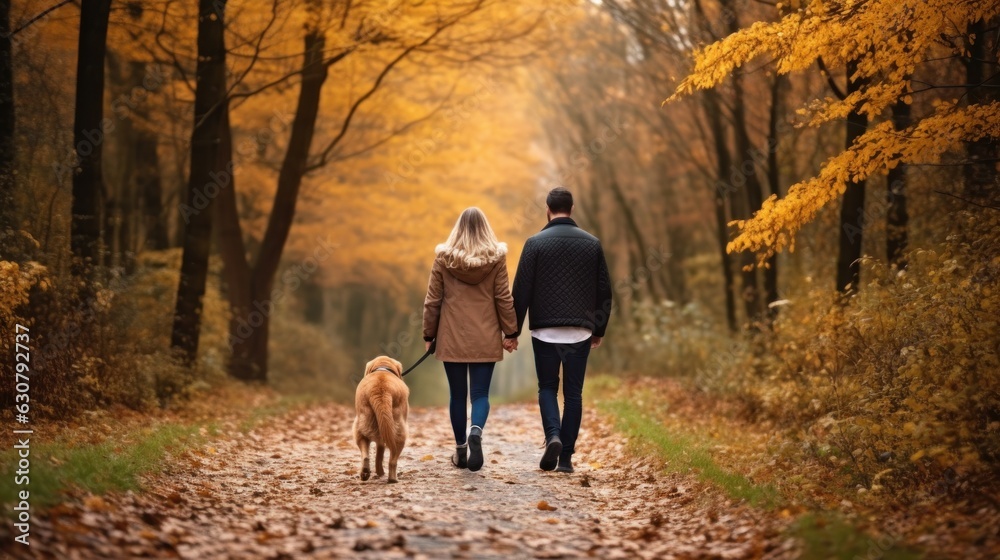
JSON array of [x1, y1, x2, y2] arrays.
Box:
[[69, 0, 113, 281], [104, 52, 132, 273], [836, 59, 868, 295], [135, 67, 169, 251], [212, 103, 262, 375], [657, 165, 689, 304], [170, 0, 229, 365], [731, 71, 765, 325], [886, 98, 910, 268], [764, 74, 788, 321], [964, 18, 999, 201], [302, 279, 324, 324], [0, 0, 15, 237], [605, 173, 663, 301], [217, 30, 328, 382], [703, 90, 737, 332]]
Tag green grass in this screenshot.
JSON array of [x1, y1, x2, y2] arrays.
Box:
[[590, 374, 925, 559], [599, 396, 780, 508], [793, 514, 923, 560], [0, 422, 210, 509], [0, 394, 317, 510]]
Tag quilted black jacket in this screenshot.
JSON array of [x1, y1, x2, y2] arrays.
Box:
[[509, 217, 613, 338]]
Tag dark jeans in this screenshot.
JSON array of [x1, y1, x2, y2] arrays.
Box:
[[443, 362, 495, 445], [532, 337, 591, 458]]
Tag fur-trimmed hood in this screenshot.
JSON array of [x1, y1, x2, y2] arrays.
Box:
[[434, 242, 508, 285]]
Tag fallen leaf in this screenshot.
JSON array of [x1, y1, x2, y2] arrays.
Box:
[[83, 496, 110, 511], [537, 500, 557, 511]]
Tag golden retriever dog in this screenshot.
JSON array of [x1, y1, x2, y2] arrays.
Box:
[[353, 356, 409, 483]]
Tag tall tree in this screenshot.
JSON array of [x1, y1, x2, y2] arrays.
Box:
[[216, 28, 328, 381], [669, 0, 1000, 266], [69, 0, 113, 280], [104, 53, 138, 273], [835, 58, 868, 294], [731, 69, 765, 321], [601, 0, 757, 330], [170, 0, 229, 365], [133, 63, 169, 251], [764, 73, 788, 320], [886, 97, 910, 268], [703, 90, 739, 332], [212, 0, 524, 382], [964, 17, 999, 200]]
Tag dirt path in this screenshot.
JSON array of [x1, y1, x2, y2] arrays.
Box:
[[14, 403, 792, 559]]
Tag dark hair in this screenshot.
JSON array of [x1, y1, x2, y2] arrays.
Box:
[[546, 187, 573, 214]]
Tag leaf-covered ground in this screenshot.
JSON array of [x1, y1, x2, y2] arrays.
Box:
[[5, 403, 794, 559]]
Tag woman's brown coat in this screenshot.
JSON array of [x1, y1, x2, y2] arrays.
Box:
[[422, 251, 517, 363]]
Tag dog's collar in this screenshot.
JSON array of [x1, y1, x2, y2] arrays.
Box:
[[371, 366, 397, 375]]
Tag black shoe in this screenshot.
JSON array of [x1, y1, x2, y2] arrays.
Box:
[[555, 456, 574, 473], [467, 426, 484, 472], [451, 445, 468, 469], [540, 435, 562, 471]]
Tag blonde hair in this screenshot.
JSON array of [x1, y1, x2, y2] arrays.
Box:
[[435, 207, 507, 268]]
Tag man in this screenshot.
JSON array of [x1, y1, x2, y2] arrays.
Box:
[[505, 187, 613, 473]]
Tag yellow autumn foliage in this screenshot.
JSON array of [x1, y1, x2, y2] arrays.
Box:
[[666, 0, 1000, 260]]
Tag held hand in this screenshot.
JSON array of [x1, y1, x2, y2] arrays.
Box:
[[503, 338, 519, 353], [590, 336, 602, 349]]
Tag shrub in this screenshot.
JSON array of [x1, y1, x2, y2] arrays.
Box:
[[741, 211, 1000, 488]]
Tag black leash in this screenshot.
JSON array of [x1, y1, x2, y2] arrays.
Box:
[[401, 339, 435, 377]]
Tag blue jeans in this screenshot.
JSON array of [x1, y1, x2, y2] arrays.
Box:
[[532, 337, 591, 458], [443, 362, 495, 445]]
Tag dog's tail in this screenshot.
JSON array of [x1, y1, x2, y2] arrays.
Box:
[[372, 390, 396, 447]]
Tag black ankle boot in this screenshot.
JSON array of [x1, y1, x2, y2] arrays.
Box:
[[540, 435, 562, 471], [467, 426, 484, 472], [556, 455, 574, 473], [451, 445, 468, 468]]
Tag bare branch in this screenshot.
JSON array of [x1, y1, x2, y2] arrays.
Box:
[[308, 1, 486, 170], [10, 0, 72, 36], [817, 56, 847, 100]]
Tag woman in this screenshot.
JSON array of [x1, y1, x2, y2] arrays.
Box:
[[423, 207, 517, 472]]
